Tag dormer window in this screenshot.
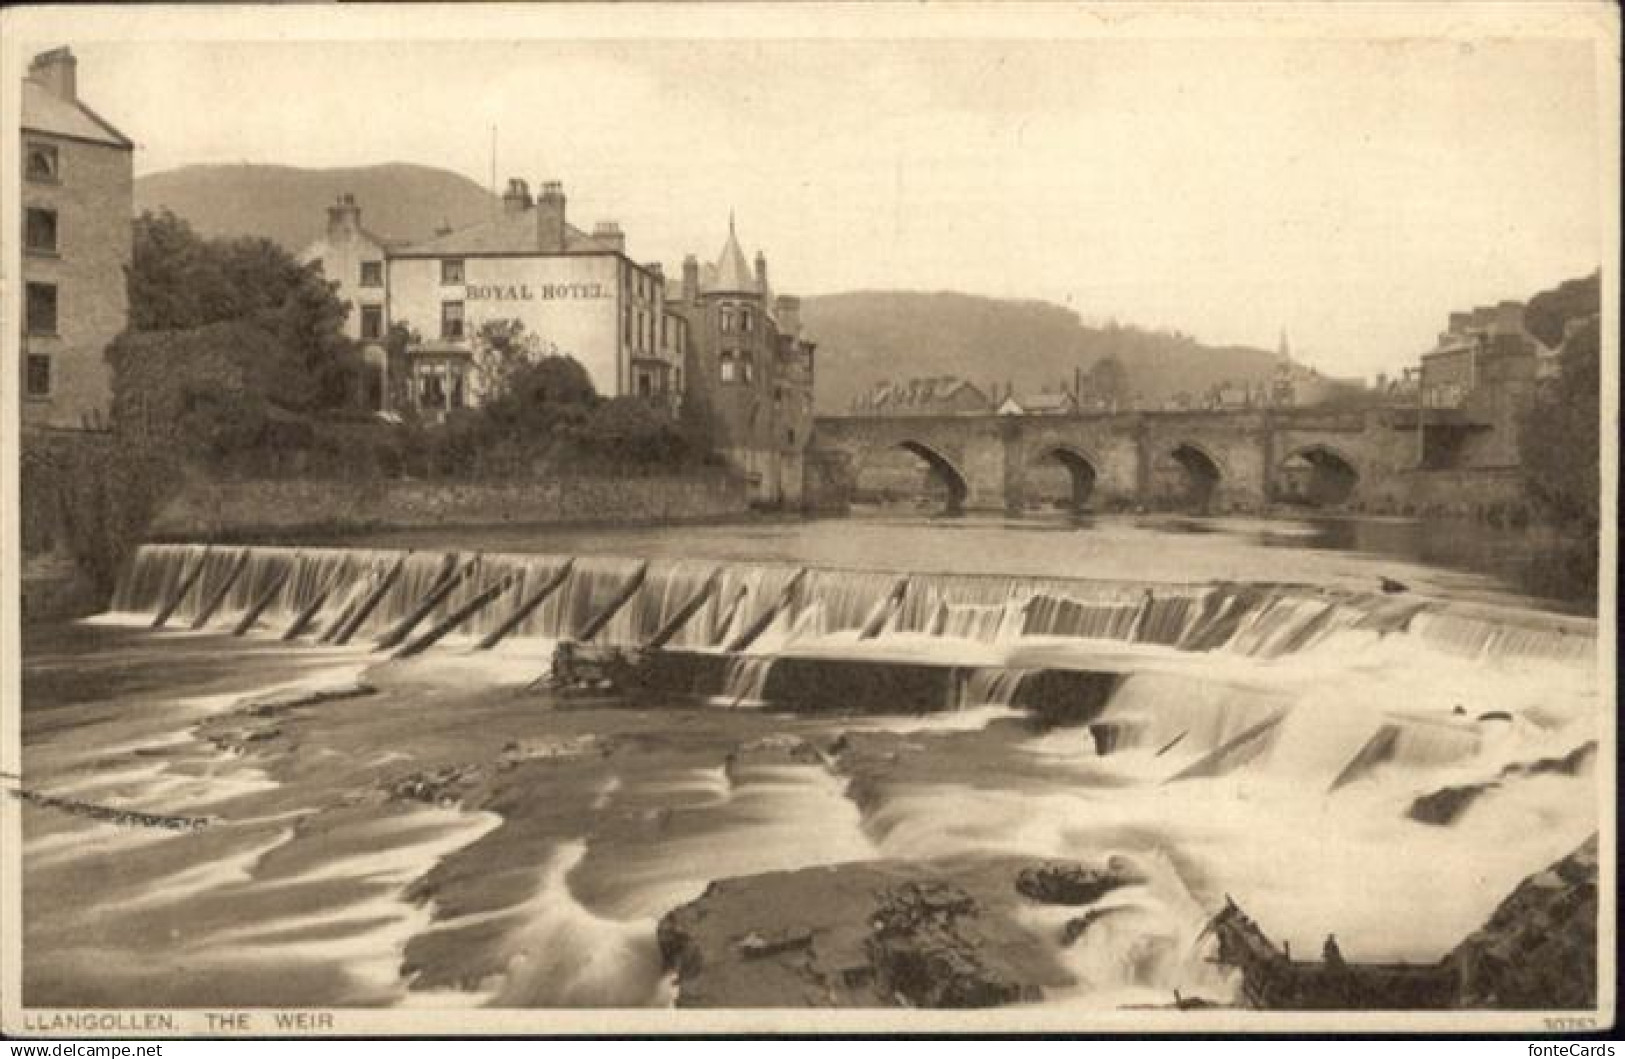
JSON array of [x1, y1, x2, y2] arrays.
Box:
[[25, 143, 58, 184], [360, 260, 384, 287], [441, 259, 465, 285]]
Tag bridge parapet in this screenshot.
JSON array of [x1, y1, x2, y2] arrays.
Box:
[[809, 408, 1414, 514]]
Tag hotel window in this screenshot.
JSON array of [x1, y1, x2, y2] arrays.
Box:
[[360, 260, 384, 287], [360, 305, 384, 340], [740, 352, 756, 384], [25, 208, 58, 253], [719, 306, 734, 334], [740, 308, 753, 334], [441, 259, 465, 285], [25, 143, 59, 183], [26, 283, 57, 335], [720, 353, 737, 384], [441, 300, 465, 340], [25, 353, 51, 398]]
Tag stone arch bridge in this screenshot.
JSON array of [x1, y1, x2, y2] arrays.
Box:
[[808, 409, 1422, 514]]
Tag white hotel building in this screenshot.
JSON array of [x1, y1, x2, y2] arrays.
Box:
[[302, 178, 686, 414]]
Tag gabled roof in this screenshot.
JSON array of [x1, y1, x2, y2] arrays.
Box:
[[393, 208, 617, 257], [21, 78, 133, 149]]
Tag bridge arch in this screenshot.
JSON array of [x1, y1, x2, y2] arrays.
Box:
[[1027, 444, 1102, 512], [851, 439, 971, 515], [1167, 441, 1225, 512], [1276, 443, 1360, 508]]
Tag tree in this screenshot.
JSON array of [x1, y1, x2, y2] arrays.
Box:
[[1517, 316, 1599, 532], [1525, 272, 1601, 348], [479, 354, 598, 437], [1084, 355, 1130, 407], [384, 321, 421, 412], [472, 317, 543, 402], [126, 210, 361, 412], [582, 396, 696, 468]]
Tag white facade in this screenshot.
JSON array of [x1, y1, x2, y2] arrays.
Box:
[[302, 179, 685, 415]]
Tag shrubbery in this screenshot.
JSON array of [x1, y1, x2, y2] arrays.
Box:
[[1517, 315, 1599, 535], [21, 432, 180, 596]]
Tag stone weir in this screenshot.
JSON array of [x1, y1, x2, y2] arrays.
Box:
[[107, 542, 1595, 719]]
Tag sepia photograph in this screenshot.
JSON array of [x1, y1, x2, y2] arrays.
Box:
[[1, 1, 1617, 1039]]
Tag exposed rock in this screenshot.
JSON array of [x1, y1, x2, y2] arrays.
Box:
[[726, 734, 826, 780], [867, 880, 1038, 1007], [657, 857, 1076, 1008], [496, 734, 612, 768], [204, 722, 284, 754], [1015, 856, 1144, 906], [1447, 835, 1597, 1009], [387, 764, 483, 807], [242, 683, 376, 717], [1409, 742, 1596, 825], [1060, 906, 1129, 946], [1408, 783, 1493, 825], [1505, 741, 1595, 778]]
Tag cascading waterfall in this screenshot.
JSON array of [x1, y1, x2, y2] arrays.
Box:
[[52, 536, 1604, 1010], [107, 543, 1598, 792], [110, 543, 1597, 668]]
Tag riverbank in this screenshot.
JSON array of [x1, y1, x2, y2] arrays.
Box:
[[149, 471, 750, 538]]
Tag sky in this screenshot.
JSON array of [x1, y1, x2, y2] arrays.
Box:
[[23, 6, 1612, 379]]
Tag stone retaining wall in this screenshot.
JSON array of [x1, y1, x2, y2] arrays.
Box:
[[152, 472, 749, 537]]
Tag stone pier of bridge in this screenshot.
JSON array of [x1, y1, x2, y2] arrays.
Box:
[[805, 408, 1424, 514]]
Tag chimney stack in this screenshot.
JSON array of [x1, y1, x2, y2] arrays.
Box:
[[593, 221, 625, 253], [326, 193, 362, 238], [29, 47, 77, 103], [775, 294, 801, 336], [536, 180, 567, 251], [502, 177, 532, 214], [682, 254, 700, 305], [754, 250, 768, 291]]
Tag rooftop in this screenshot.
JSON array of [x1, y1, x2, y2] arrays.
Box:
[[393, 208, 620, 257], [21, 74, 133, 150]]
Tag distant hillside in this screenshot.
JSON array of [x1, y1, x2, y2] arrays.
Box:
[[799, 291, 1283, 415], [134, 163, 498, 251]]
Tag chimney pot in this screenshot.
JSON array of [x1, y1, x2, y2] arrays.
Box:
[[503, 177, 532, 214], [593, 221, 625, 252], [534, 180, 567, 250], [29, 47, 77, 103]]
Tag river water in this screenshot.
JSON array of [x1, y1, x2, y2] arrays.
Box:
[[20, 513, 1604, 1012]]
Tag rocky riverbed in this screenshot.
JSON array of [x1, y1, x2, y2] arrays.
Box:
[[20, 620, 1601, 1014]]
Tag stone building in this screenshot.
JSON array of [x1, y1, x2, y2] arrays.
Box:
[[855, 377, 991, 416], [668, 218, 816, 506], [1416, 299, 1541, 468], [19, 47, 133, 431], [300, 178, 687, 416], [297, 194, 395, 410]]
